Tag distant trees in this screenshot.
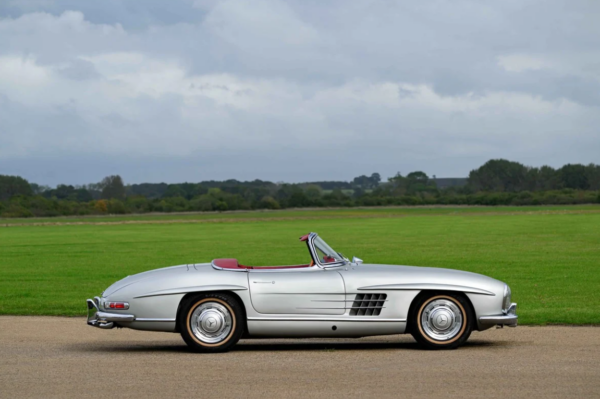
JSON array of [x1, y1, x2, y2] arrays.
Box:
[[388, 171, 437, 195], [0, 175, 33, 200], [304, 185, 323, 201], [42, 185, 94, 202], [258, 196, 280, 209], [468, 159, 529, 192], [30, 183, 50, 195], [163, 183, 208, 199], [535, 166, 559, 191], [275, 184, 311, 208], [468, 159, 600, 192], [559, 164, 590, 190], [127, 183, 169, 199], [1, 160, 599, 218], [99, 175, 126, 200], [304, 181, 352, 190], [352, 173, 381, 189], [587, 164, 600, 190]]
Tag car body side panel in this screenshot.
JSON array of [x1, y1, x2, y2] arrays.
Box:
[[248, 269, 345, 315]]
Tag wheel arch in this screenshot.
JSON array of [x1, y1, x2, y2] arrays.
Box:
[[405, 290, 475, 333], [175, 290, 248, 334]]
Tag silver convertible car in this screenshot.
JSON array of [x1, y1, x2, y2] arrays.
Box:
[[87, 232, 517, 352]]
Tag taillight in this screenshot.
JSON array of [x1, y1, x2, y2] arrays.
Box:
[[106, 302, 129, 310]]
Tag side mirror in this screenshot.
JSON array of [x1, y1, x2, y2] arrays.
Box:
[[352, 257, 363, 265]]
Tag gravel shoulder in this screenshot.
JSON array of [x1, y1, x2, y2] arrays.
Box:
[[0, 317, 599, 398]]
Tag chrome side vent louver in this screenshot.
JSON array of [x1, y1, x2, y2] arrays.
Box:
[[350, 293, 387, 316]]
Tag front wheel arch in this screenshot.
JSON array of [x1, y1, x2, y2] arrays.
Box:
[[406, 290, 475, 349], [406, 290, 475, 331]]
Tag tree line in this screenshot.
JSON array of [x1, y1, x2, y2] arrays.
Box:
[[1, 159, 599, 218]]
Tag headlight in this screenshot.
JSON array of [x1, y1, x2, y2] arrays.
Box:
[[502, 284, 511, 311]]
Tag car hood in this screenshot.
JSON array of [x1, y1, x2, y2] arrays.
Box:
[[361, 263, 494, 278], [345, 263, 505, 295]]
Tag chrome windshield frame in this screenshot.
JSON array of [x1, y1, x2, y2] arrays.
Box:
[[307, 233, 347, 269]]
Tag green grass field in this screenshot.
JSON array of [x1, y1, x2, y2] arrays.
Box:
[[1, 205, 599, 324]]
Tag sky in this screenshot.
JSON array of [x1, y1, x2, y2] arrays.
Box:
[[0, 0, 599, 186]]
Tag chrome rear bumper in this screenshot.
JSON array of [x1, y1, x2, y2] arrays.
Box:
[[479, 303, 518, 327], [87, 298, 135, 329]]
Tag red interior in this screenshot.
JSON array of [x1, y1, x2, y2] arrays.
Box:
[[213, 234, 314, 270], [212, 258, 310, 270]]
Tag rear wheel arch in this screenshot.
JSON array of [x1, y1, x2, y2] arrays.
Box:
[[177, 291, 247, 352], [175, 291, 247, 334]]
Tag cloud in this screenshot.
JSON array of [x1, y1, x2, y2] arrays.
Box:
[[497, 54, 549, 73], [0, 2, 599, 185]]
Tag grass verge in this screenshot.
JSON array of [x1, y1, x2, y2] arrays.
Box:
[[1, 205, 598, 324]]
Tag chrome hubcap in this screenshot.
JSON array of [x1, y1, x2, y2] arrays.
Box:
[[421, 299, 463, 341], [190, 302, 233, 344]]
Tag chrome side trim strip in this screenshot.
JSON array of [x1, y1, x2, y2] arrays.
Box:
[[296, 307, 386, 310], [311, 299, 389, 303], [134, 284, 248, 298], [212, 264, 248, 272], [135, 318, 176, 322], [357, 283, 495, 296], [248, 317, 406, 323]]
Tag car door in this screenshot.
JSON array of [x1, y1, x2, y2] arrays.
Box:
[[248, 268, 345, 315]]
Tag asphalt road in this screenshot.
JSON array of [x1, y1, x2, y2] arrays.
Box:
[[0, 317, 598, 399]]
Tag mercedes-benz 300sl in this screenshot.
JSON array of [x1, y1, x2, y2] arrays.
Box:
[[87, 232, 517, 352]]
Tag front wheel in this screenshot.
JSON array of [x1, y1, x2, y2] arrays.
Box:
[[410, 293, 473, 350], [178, 293, 244, 353]]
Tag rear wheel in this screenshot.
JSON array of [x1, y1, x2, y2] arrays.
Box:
[[178, 293, 244, 353], [410, 293, 473, 350]]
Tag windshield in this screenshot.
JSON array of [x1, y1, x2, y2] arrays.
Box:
[[312, 236, 345, 265]]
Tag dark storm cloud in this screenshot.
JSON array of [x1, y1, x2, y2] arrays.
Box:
[[0, 0, 598, 185]]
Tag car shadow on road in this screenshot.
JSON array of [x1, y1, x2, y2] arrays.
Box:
[[234, 341, 421, 351], [66, 338, 507, 354], [66, 342, 192, 353], [233, 339, 507, 352]]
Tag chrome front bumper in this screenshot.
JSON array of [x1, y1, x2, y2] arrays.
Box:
[[87, 298, 135, 329], [479, 303, 518, 327]]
